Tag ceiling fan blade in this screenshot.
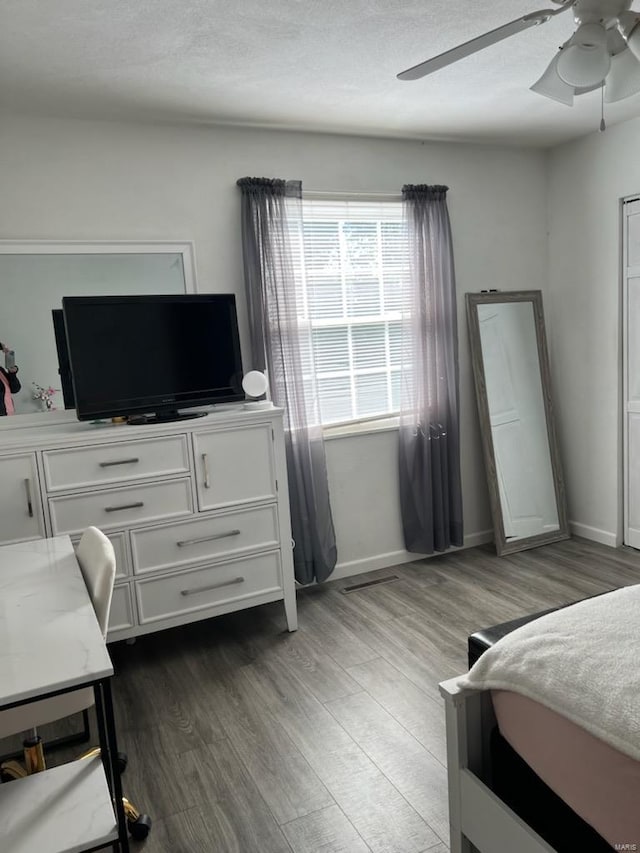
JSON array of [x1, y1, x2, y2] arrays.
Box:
[[530, 51, 576, 106], [605, 47, 640, 102], [397, 3, 572, 81]]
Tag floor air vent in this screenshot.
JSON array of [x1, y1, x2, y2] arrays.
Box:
[[341, 575, 399, 594]]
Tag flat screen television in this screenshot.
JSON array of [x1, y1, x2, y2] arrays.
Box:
[[62, 294, 244, 422]]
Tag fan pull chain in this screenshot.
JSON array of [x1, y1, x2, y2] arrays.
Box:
[[600, 83, 606, 133]]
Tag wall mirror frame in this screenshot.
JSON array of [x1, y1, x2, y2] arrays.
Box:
[[466, 290, 569, 556], [0, 240, 197, 429]]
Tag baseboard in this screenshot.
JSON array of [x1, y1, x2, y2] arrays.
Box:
[[569, 521, 619, 548], [328, 523, 619, 585], [330, 528, 495, 583], [330, 550, 418, 582], [463, 528, 495, 548]]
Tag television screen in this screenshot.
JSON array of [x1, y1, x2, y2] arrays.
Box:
[[62, 294, 243, 421]]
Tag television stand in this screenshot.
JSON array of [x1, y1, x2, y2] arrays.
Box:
[[127, 410, 208, 425]]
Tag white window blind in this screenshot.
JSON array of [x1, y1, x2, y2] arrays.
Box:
[[290, 197, 410, 426]]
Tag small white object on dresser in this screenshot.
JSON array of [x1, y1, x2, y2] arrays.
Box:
[[0, 407, 297, 640]]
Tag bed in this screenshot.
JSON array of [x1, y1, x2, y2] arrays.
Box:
[[442, 586, 640, 853]]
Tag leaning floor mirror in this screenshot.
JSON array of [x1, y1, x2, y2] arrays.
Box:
[[466, 290, 569, 555]]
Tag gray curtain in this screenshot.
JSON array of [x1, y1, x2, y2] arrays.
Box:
[[399, 184, 463, 553], [237, 177, 337, 583]]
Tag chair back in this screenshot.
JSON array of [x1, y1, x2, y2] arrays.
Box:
[[76, 526, 116, 637]]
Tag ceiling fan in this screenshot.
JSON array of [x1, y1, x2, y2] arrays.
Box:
[[397, 0, 640, 106]]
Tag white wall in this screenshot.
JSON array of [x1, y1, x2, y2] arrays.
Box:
[[0, 114, 548, 575], [547, 117, 640, 547]]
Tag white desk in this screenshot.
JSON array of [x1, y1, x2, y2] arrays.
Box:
[[0, 536, 113, 707], [0, 536, 126, 853]]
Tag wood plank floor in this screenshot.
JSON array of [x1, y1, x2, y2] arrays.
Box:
[[4, 536, 640, 852]]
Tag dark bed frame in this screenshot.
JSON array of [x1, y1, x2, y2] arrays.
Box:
[[466, 610, 612, 852]]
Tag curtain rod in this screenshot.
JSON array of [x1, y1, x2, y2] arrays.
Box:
[[303, 190, 403, 202]]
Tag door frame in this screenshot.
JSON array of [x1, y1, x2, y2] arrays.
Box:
[[622, 193, 640, 547]]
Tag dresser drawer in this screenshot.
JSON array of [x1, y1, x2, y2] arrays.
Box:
[[108, 584, 136, 636], [131, 505, 279, 576], [193, 424, 276, 511], [72, 530, 130, 580], [49, 478, 193, 535], [42, 435, 190, 492], [135, 551, 282, 624]]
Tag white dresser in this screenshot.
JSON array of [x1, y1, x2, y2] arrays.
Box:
[[0, 407, 297, 640]]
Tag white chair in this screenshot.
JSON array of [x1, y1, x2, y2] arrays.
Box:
[[0, 526, 116, 747]]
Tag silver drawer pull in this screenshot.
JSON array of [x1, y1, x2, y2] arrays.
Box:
[[99, 457, 140, 468], [104, 501, 144, 513], [24, 478, 34, 518], [202, 452, 210, 489], [176, 529, 241, 548], [180, 576, 244, 596]]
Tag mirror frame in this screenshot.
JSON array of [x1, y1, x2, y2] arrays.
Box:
[[466, 290, 569, 555], [0, 240, 198, 429]]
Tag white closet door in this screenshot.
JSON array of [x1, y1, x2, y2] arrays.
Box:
[[624, 198, 640, 547]]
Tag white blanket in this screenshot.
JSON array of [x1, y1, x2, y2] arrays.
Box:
[[458, 584, 640, 761]]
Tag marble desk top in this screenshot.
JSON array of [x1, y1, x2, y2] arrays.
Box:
[[0, 536, 113, 710]]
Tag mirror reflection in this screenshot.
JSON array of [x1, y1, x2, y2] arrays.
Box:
[[477, 301, 558, 539], [467, 291, 568, 555], [0, 251, 188, 415]]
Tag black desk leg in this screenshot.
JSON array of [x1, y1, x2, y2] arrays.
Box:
[[94, 681, 130, 853]]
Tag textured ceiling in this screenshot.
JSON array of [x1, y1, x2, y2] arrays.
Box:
[[2, 0, 640, 146]]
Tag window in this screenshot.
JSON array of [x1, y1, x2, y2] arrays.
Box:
[[290, 197, 410, 426]]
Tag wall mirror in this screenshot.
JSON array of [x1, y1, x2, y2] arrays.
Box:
[[0, 241, 196, 422], [466, 290, 569, 555]]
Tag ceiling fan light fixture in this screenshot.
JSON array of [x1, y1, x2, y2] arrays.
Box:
[[605, 47, 640, 102], [530, 52, 576, 105], [556, 23, 611, 87], [617, 12, 640, 60]]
